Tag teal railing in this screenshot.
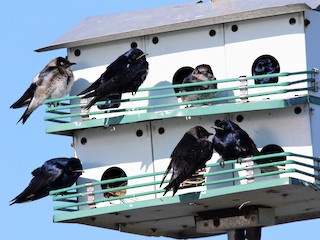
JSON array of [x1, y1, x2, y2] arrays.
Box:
[[44, 70, 318, 124], [49, 152, 320, 212]]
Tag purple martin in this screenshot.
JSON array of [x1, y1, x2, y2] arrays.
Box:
[[212, 120, 259, 167], [78, 48, 148, 109], [160, 126, 213, 196], [10, 57, 76, 124], [10, 157, 83, 205], [181, 64, 217, 104]]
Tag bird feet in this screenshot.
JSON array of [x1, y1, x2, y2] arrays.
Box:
[[46, 102, 61, 108], [218, 159, 225, 168], [195, 167, 207, 174]]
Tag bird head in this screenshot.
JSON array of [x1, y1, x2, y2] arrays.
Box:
[[193, 126, 213, 139], [194, 64, 215, 80], [212, 119, 240, 134], [212, 120, 228, 133], [56, 57, 76, 68], [67, 158, 84, 176], [126, 48, 148, 62]]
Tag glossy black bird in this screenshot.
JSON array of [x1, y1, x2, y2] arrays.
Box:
[[10, 157, 83, 205], [10, 57, 76, 124], [181, 64, 217, 104], [78, 48, 149, 109], [212, 120, 260, 167], [160, 126, 214, 196]]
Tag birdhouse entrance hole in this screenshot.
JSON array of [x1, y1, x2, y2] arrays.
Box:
[[259, 144, 286, 173], [252, 55, 280, 84], [172, 66, 194, 94], [101, 167, 128, 198]]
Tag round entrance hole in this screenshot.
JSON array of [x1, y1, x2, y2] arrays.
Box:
[[172, 66, 194, 94], [101, 167, 128, 198], [258, 144, 286, 172], [252, 55, 280, 84]]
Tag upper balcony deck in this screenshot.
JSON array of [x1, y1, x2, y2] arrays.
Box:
[[44, 69, 318, 136]]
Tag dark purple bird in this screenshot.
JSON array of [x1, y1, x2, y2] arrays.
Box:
[[160, 126, 213, 196], [10, 157, 83, 205], [10, 57, 76, 124], [78, 48, 148, 109], [212, 120, 260, 167]]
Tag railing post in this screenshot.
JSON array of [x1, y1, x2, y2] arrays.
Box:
[[239, 76, 249, 103]]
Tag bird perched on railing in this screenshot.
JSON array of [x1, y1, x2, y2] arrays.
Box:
[[10, 157, 83, 205], [10, 57, 76, 124], [160, 126, 214, 196], [78, 48, 149, 110], [212, 119, 260, 167], [180, 64, 217, 105]]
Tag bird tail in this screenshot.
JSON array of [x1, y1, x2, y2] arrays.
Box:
[[16, 107, 33, 124], [85, 97, 100, 110], [159, 162, 172, 188], [163, 178, 180, 196], [9, 198, 17, 206], [78, 88, 92, 96], [78, 91, 95, 99]]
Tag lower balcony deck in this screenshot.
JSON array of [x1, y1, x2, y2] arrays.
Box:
[[50, 153, 320, 239]]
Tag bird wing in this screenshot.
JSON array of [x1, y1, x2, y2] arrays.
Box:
[[114, 60, 149, 93], [234, 130, 260, 156], [10, 64, 61, 109], [84, 61, 146, 109], [160, 134, 195, 188], [9, 165, 64, 205], [10, 83, 37, 109], [78, 76, 103, 96], [170, 141, 211, 183], [78, 54, 127, 96]]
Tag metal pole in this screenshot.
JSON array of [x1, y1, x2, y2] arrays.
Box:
[[227, 227, 261, 240], [227, 229, 245, 240]]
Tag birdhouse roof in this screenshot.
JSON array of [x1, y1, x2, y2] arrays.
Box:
[[35, 0, 320, 52]]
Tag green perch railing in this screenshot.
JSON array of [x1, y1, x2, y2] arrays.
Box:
[[49, 152, 320, 212], [44, 69, 318, 124]]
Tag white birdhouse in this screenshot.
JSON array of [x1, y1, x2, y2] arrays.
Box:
[[38, 0, 320, 239]]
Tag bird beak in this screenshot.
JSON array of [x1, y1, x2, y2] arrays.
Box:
[[211, 125, 223, 130], [136, 53, 148, 60], [73, 169, 84, 173], [70, 62, 77, 66]]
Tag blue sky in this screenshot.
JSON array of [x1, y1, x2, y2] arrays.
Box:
[[1, 0, 319, 239]]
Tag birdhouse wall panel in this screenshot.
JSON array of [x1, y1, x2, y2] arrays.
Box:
[[144, 25, 226, 110], [229, 105, 315, 183], [223, 13, 308, 102], [68, 25, 228, 121], [229, 107, 312, 150], [68, 39, 145, 72], [309, 103, 320, 183], [73, 122, 155, 209], [304, 10, 320, 98]]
